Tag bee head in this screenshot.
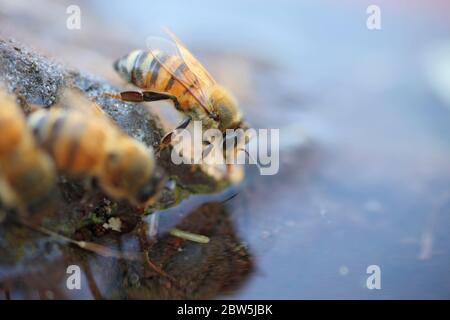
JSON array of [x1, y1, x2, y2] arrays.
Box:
[[208, 85, 243, 132], [101, 137, 164, 206]]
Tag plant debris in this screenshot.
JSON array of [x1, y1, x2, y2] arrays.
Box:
[[169, 228, 210, 244]]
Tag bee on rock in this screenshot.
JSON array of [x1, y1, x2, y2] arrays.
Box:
[[27, 90, 166, 208], [109, 29, 249, 153]]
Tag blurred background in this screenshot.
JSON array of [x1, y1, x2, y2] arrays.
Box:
[[1, 0, 450, 299]]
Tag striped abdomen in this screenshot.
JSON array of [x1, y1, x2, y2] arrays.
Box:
[[28, 109, 110, 177], [28, 108, 164, 206], [0, 92, 58, 220], [114, 50, 200, 111]]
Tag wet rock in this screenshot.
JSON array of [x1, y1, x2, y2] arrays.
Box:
[[0, 39, 64, 107]]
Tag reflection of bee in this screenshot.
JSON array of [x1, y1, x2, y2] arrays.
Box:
[[28, 91, 166, 207], [110, 29, 248, 149], [0, 89, 58, 221]]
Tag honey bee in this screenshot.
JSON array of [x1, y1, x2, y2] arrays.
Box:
[[0, 89, 58, 222], [110, 29, 248, 151], [27, 90, 166, 208]]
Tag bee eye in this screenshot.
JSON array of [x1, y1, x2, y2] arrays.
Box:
[[210, 112, 219, 121]]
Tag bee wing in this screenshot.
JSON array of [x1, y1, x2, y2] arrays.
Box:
[[146, 33, 215, 114], [164, 28, 216, 87]]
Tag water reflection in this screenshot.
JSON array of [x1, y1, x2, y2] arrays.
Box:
[[1, 201, 253, 299]]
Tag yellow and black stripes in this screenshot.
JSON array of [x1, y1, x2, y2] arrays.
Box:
[[112, 34, 246, 139], [0, 90, 58, 220], [165, 60, 187, 91], [148, 52, 167, 87], [28, 109, 107, 176], [27, 107, 164, 207], [114, 50, 200, 111]]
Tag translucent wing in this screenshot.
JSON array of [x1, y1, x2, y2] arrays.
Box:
[[164, 28, 216, 87], [146, 32, 215, 115]]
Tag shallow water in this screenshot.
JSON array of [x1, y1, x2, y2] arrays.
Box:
[[2, 0, 450, 299]]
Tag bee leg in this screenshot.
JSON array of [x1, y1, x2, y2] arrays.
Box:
[[142, 91, 181, 108], [104, 90, 181, 108], [155, 116, 192, 156], [102, 91, 143, 102]]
